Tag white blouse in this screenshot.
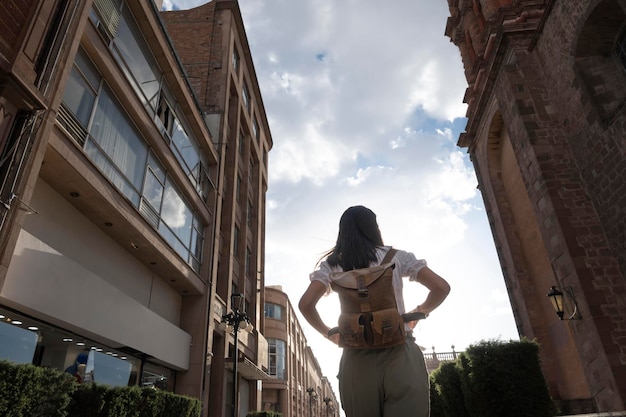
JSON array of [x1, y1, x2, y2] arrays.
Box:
[[309, 245, 427, 315]]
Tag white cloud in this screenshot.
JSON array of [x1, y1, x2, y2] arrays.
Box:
[[163, 0, 518, 405]]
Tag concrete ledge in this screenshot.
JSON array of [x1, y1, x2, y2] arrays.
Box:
[[560, 413, 626, 417]]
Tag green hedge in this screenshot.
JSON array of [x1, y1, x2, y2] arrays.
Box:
[[430, 339, 556, 417], [0, 360, 76, 417], [431, 361, 470, 417], [429, 375, 445, 417], [66, 384, 201, 417], [0, 360, 201, 417], [246, 412, 283, 417]]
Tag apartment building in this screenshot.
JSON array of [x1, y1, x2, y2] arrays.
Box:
[[264, 285, 339, 417], [0, 1, 271, 416]]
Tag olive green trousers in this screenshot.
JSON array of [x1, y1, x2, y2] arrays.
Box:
[[338, 335, 429, 417]]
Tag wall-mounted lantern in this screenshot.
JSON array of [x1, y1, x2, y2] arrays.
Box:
[[547, 286, 582, 320]]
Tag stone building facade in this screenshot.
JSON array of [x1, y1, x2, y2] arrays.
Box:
[[445, 0, 626, 414], [0, 1, 272, 417]]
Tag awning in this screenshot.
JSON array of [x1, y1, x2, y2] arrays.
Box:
[[226, 357, 271, 381]]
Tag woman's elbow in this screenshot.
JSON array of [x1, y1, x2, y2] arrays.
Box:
[[436, 280, 451, 300], [298, 296, 315, 316], [298, 297, 308, 314]]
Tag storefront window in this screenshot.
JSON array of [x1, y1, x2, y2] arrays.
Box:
[[0, 318, 38, 364], [0, 307, 174, 390]]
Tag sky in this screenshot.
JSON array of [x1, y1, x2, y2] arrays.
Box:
[[162, 0, 520, 406]]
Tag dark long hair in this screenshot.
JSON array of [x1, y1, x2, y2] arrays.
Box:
[[324, 206, 384, 271]]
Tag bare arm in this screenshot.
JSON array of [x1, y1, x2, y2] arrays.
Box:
[[298, 280, 339, 343], [407, 266, 451, 328]]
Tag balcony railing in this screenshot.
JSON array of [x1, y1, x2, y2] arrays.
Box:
[[423, 345, 461, 373]]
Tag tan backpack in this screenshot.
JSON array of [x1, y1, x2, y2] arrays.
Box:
[[328, 248, 423, 349]]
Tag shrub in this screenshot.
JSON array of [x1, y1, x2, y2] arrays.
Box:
[[428, 376, 445, 417], [67, 384, 201, 417], [0, 360, 201, 417], [246, 412, 283, 417], [0, 360, 76, 417], [431, 361, 470, 417], [462, 339, 556, 417]]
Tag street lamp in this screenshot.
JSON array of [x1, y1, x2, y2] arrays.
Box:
[[323, 397, 332, 417], [222, 293, 254, 417], [547, 286, 582, 320], [306, 387, 317, 417]]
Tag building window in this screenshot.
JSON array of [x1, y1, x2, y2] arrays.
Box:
[[86, 83, 149, 207], [248, 159, 254, 185], [156, 92, 210, 201], [236, 175, 242, 201], [242, 83, 250, 112], [62, 49, 100, 128], [238, 129, 245, 156], [233, 226, 240, 258], [111, 4, 161, 111], [247, 200, 253, 226], [252, 117, 259, 142], [60, 49, 203, 273], [268, 338, 286, 379], [232, 48, 240, 75], [90, 2, 210, 202], [245, 246, 251, 277], [264, 303, 283, 320], [0, 306, 173, 390]]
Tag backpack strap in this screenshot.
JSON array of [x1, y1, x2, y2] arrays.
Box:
[[381, 247, 397, 265]]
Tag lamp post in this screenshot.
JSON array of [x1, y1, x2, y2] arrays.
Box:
[[323, 397, 332, 417], [306, 387, 316, 417], [222, 293, 253, 417]]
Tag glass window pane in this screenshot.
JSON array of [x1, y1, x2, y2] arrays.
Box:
[[75, 48, 102, 90], [85, 141, 140, 206], [148, 152, 166, 182], [242, 84, 250, 111], [160, 180, 192, 248], [62, 69, 96, 127], [113, 7, 160, 110], [171, 119, 199, 173], [268, 338, 286, 379], [190, 226, 202, 261], [0, 320, 37, 364], [89, 86, 148, 191], [85, 350, 132, 387], [143, 169, 163, 211]]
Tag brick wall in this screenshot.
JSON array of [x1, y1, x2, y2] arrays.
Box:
[[161, 2, 224, 113], [0, 0, 36, 61], [446, 0, 626, 412]]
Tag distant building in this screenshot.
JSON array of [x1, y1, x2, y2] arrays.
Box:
[[445, 0, 626, 414], [423, 346, 461, 374], [264, 285, 339, 417], [0, 1, 271, 417]]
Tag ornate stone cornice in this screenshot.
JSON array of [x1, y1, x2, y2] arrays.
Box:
[[446, 1, 549, 149]]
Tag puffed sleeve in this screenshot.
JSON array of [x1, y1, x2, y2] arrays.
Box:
[[309, 261, 334, 294], [395, 250, 428, 282]]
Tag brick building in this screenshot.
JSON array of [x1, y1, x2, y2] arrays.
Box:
[[0, 1, 272, 416], [263, 285, 339, 417], [445, 0, 626, 414], [161, 1, 274, 415]]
